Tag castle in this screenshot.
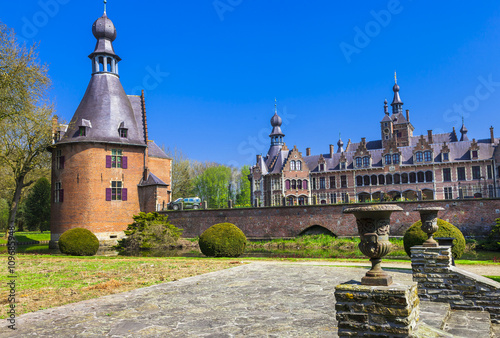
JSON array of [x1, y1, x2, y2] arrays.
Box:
[[250, 81, 500, 206], [49, 7, 171, 246]]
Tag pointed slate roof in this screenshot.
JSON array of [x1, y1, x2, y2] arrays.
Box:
[[139, 172, 168, 187]]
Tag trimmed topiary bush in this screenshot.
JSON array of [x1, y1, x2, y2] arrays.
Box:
[[199, 223, 246, 257], [58, 227, 99, 256], [403, 219, 466, 259]]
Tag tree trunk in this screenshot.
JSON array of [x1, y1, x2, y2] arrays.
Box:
[[8, 175, 25, 233]]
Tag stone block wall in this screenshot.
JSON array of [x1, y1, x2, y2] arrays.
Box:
[[411, 245, 500, 323], [335, 281, 419, 337]]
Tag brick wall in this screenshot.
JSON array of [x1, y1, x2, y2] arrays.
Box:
[[148, 155, 172, 204], [161, 199, 500, 238], [51, 143, 145, 241]]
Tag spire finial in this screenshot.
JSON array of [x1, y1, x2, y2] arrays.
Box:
[[104, 0, 107, 14], [274, 98, 277, 114], [394, 71, 397, 84]]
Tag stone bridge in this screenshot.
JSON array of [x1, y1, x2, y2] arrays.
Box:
[[160, 199, 500, 239]]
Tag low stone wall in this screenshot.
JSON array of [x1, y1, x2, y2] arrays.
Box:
[[162, 199, 500, 238], [335, 281, 419, 337], [411, 245, 500, 323]]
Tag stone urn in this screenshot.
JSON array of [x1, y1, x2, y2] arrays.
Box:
[[414, 207, 444, 247], [343, 204, 403, 286]]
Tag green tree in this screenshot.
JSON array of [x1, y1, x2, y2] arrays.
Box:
[[0, 22, 50, 120], [0, 198, 9, 232], [0, 23, 53, 234], [236, 165, 251, 207], [24, 177, 51, 232], [193, 165, 232, 209], [165, 147, 195, 199]]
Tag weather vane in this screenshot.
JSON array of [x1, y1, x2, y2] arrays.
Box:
[[104, 0, 107, 13], [394, 71, 397, 84]]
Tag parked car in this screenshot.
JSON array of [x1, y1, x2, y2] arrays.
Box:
[[170, 197, 202, 210]]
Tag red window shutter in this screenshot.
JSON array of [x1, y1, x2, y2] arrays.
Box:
[[122, 156, 128, 169], [60, 189, 64, 202], [106, 188, 112, 201], [285, 180, 290, 189], [122, 188, 127, 201], [106, 155, 112, 168], [60, 156, 65, 169]]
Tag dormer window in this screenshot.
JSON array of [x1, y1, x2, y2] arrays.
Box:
[[79, 126, 87, 136], [340, 161, 346, 170], [424, 151, 432, 162], [119, 128, 128, 138], [472, 150, 478, 159], [442, 152, 449, 161], [415, 151, 423, 162], [363, 156, 370, 168], [384, 154, 391, 165], [355, 157, 362, 168], [319, 163, 325, 171], [392, 153, 400, 164]]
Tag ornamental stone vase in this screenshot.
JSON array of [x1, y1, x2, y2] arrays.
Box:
[[414, 207, 444, 247], [343, 204, 403, 286]]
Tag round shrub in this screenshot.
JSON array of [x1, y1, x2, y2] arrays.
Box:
[[199, 223, 246, 257], [58, 228, 99, 256], [403, 219, 466, 259]]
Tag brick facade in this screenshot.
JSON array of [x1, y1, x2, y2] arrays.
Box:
[[162, 199, 500, 239]]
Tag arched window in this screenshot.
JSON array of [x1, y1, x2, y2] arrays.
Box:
[[285, 180, 290, 189], [363, 156, 370, 167], [425, 171, 433, 182], [394, 174, 401, 184], [378, 174, 385, 185], [424, 151, 432, 162], [296, 161, 302, 170], [291, 180, 297, 189], [298, 196, 305, 205], [415, 152, 423, 162], [401, 173, 408, 184], [384, 154, 391, 165], [290, 160, 296, 171], [356, 176, 363, 186], [287, 196, 294, 206], [297, 179, 302, 188], [409, 172, 417, 183], [371, 175, 378, 186], [363, 175, 370, 186], [356, 157, 362, 168], [392, 153, 400, 164], [302, 180, 308, 189], [417, 172, 425, 183], [386, 174, 393, 185]]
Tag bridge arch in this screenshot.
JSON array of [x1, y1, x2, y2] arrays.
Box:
[[298, 225, 337, 237]]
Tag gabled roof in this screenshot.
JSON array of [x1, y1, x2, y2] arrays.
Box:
[[139, 172, 168, 187], [148, 140, 170, 159]]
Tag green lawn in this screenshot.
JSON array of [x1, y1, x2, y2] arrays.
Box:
[[0, 231, 51, 244]]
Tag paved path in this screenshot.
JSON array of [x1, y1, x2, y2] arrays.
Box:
[[2, 262, 415, 337]]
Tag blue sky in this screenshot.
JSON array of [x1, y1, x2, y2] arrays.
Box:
[[2, 1, 500, 168]]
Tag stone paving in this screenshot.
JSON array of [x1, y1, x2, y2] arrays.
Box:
[[2, 262, 415, 337]]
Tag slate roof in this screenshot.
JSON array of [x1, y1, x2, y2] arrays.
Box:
[[148, 140, 170, 159], [138, 172, 168, 187]]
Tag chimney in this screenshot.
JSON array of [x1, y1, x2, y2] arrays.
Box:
[[256, 154, 262, 163], [143, 168, 150, 181], [329, 144, 334, 158], [51, 115, 58, 143], [306, 148, 311, 156], [491, 126, 495, 143], [406, 109, 410, 121], [427, 130, 433, 144], [361, 137, 366, 144]]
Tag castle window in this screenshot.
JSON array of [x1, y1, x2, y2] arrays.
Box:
[[488, 165, 493, 179], [292, 180, 297, 190], [290, 160, 296, 171], [340, 161, 346, 170], [296, 161, 302, 170], [425, 171, 433, 182], [330, 176, 336, 189], [363, 156, 370, 168], [285, 180, 290, 190], [119, 128, 128, 138], [424, 151, 432, 162], [56, 149, 65, 169], [355, 157, 362, 168], [312, 177, 317, 190], [341, 175, 347, 188], [472, 166, 481, 180], [342, 192, 349, 203], [392, 153, 400, 164], [444, 187, 453, 200], [415, 152, 423, 162], [106, 181, 128, 201], [331, 193, 337, 203], [384, 154, 391, 165], [106, 149, 128, 169], [443, 168, 451, 182], [472, 150, 478, 159], [356, 176, 363, 187], [457, 167, 466, 181], [302, 180, 308, 189], [79, 126, 86, 136], [320, 177, 326, 189], [298, 196, 306, 205], [442, 152, 449, 161], [54, 182, 63, 203], [297, 179, 302, 189]]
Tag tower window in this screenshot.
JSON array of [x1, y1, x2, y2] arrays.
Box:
[[106, 149, 128, 169], [119, 128, 128, 138], [106, 181, 128, 201], [79, 126, 87, 136], [415, 152, 423, 162], [55, 182, 64, 203], [384, 154, 391, 165], [56, 149, 65, 169]]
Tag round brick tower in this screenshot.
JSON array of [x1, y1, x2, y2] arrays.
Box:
[[49, 8, 150, 247]]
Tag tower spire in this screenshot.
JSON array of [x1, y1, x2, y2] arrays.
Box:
[[391, 73, 403, 114], [269, 99, 284, 146], [104, 0, 107, 14]]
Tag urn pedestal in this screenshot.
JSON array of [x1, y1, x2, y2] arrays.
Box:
[[414, 207, 444, 247], [343, 204, 403, 286]]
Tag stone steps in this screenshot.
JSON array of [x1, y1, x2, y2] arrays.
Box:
[[415, 301, 492, 337]]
